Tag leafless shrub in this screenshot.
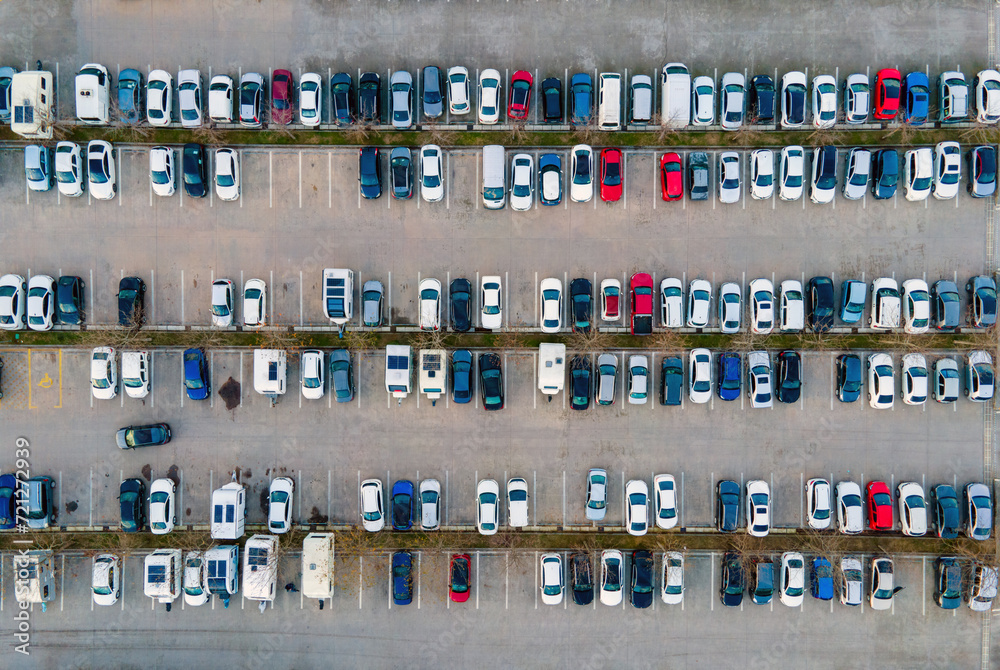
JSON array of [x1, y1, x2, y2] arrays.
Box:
[[77, 308, 152, 349], [253, 326, 304, 354], [344, 124, 373, 144], [107, 97, 152, 143], [192, 124, 227, 147], [648, 329, 688, 353], [727, 533, 767, 576], [506, 121, 530, 145], [341, 328, 377, 354], [794, 331, 839, 351], [571, 120, 603, 145], [729, 121, 765, 147], [954, 325, 997, 352], [651, 115, 683, 146], [411, 328, 447, 352], [728, 329, 768, 354], [958, 123, 1000, 146], [879, 122, 917, 147], [565, 327, 613, 354], [492, 322, 529, 352], [805, 127, 846, 147]]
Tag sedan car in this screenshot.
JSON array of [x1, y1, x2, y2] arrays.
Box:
[[208, 74, 233, 123], [149, 146, 175, 197], [688, 348, 711, 404], [238, 72, 264, 127], [87, 140, 116, 200], [872, 148, 899, 199], [746, 350, 773, 408], [775, 350, 801, 404], [508, 70, 532, 120], [873, 68, 902, 120], [965, 482, 993, 541], [92, 554, 121, 607], [717, 282, 741, 333], [839, 279, 866, 324], [506, 478, 529, 528], [687, 279, 711, 328], [967, 275, 998, 328], [843, 148, 871, 200], [420, 66, 444, 119], [90, 346, 117, 400], [689, 151, 709, 200], [934, 557, 962, 610], [811, 556, 835, 601], [717, 351, 741, 402], [902, 71, 930, 125], [749, 149, 774, 199], [966, 350, 996, 402], [450, 349, 472, 404], [537, 278, 563, 334], [570, 144, 594, 203], [866, 481, 893, 531], [390, 480, 414, 531], [748, 278, 774, 334], [810, 145, 837, 204], [599, 148, 623, 202], [867, 353, 895, 409], [390, 70, 413, 129], [115, 423, 171, 450], [585, 469, 607, 521], [149, 478, 176, 535], [24, 144, 51, 191], [897, 482, 927, 536], [932, 484, 961, 538], [901, 279, 931, 333], [182, 143, 207, 198], [358, 146, 382, 200], [901, 353, 928, 405], [418, 278, 441, 331], [718, 151, 740, 204], [539, 553, 564, 605], [837, 481, 864, 534], [119, 478, 146, 532], [445, 66, 470, 115], [779, 145, 805, 200], [538, 153, 562, 205], [567, 278, 592, 333], [595, 353, 619, 406], [177, 69, 203, 127], [55, 141, 84, 197], [267, 477, 294, 534], [870, 276, 901, 326], [476, 479, 499, 535], [182, 348, 210, 400], [242, 278, 266, 327], [480, 276, 503, 329], [870, 557, 899, 610], [836, 353, 862, 402], [566, 553, 594, 606], [300, 349, 325, 400], [749, 74, 775, 122], [691, 75, 715, 125], [806, 478, 832, 530], [214, 148, 240, 201], [750, 562, 774, 605], [419, 144, 444, 202], [720, 552, 745, 607], [298, 72, 322, 127], [541, 77, 562, 122], [719, 72, 745, 130], [359, 72, 380, 124], [449, 553, 471, 603], [658, 277, 683, 328], [569, 356, 592, 411], [660, 552, 684, 605], [904, 147, 933, 201], [389, 147, 412, 200], [975, 69, 1000, 123], [211, 279, 234, 328], [840, 557, 864, 606], [933, 357, 961, 403], [117, 277, 145, 327], [0, 65, 14, 123], [844, 73, 870, 123], [360, 479, 384, 532], [660, 152, 683, 201], [625, 480, 648, 536], [146, 69, 173, 125], [779, 552, 805, 607], [717, 480, 740, 532], [969, 564, 999, 612], [781, 71, 807, 127], [806, 276, 835, 332], [933, 141, 962, 199], [600, 550, 624, 606], [570, 73, 593, 124], [812, 74, 837, 128], [630, 550, 654, 609], [447, 278, 471, 332], [478, 353, 504, 410], [391, 551, 413, 606], [650, 474, 679, 530], [478, 69, 502, 124], [746, 480, 771, 537], [419, 478, 441, 530], [627, 355, 648, 404], [26, 275, 54, 332], [510, 153, 534, 210], [967, 145, 997, 198], [600, 278, 620, 321], [330, 72, 354, 126]]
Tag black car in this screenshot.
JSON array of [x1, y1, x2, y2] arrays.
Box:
[[630, 550, 654, 609], [935, 557, 962, 609], [542, 77, 562, 122], [56, 275, 85, 324], [358, 72, 381, 124], [181, 143, 207, 198], [660, 355, 683, 406], [813, 145, 837, 195], [119, 477, 146, 532], [806, 276, 834, 332], [688, 152, 709, 200], [569, 278, 592, 332], [421, 66, 444, 118], [116, 423, 171, 450], [931, 484, 961, 539], [836, 353, 862, 403], [331, 72, 354, 125], [872, 148, 898, 199], [720, 552, 744, 607], [749, 74, 775, 122], [117, 277, 145, 327], [358, 147, 382, 199], [570, 355, 591, 411], [479, 352, 504, 411], [717, 480, 740, 532], [570, 552, 594, 605], [783, 79, 806, 126], [776, 350, 801, 403], [749, 559, 774, 605], [449, 278, 472, 332]]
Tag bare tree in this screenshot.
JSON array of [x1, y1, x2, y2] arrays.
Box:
[[341, 328, 377, 354], [648, 328, 688, 353], [879, 122, 917, 147], [192, 124, 227, 147], [107, 97, 152, 143], [344, 124, 373, 145], [958, 122, 1000, 147], [729, 121, 765, 147], [805, 127, 846, 147], [565, 326, 613, 354], [727, 533, 767, 577], [492, 322, 529, 353], [506, 121, 530, 145], [77, 308, 152, 349]]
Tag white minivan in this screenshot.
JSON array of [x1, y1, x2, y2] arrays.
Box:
[[598, 73, 622, 130], [660, 63, 691, 128], [482, 145, 506, 209]]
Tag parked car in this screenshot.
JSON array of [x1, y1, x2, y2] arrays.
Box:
[[967, 145, 997, 198], [843, 148, 871, 200], [630, 550, 654, 609], [965, 482, 993, 541], [148, 478, 176, 535], [716, 480, 740, 532], [451, 349, 473, 404], [540, 553, 564, 605], [391, 480, 414, 531], [873, 68, 902, 120], [867, 353, 895, 409], [779, 145, 804, 200], [478, 353, 504, 410], [182, 143, 207, 198], [421, 66, 444, 119], [389, 147, 412, 200], [811, 556, 835, 601], [746, 480, 771, 537], [238, 72, 264, 127], [298, 72, 322, 126], [931, 484, 961, 539], [840, 557, 864, 606], [54, 141, 84, 197], [569, 552, 595, 606], [117, 277, 145, 326], [570, 73, 593, 125], [597, 353, 619, 405], [600, 549, 624, 606], [837, 481, 864, 534], [660, 152, 683, 201], [358, 147, 382, 200], [478, 69, 501, 125], [718, 151, 740, 203], [358, 72, 381, 124], [780, 71, 807, 127], [836, 353, 862, 403], [779, 552, 805, 607], [806, 478, 832, 530], [966, 275, 997, 328], [570, 144, 594, 203], [844, 73, 870, 123], [746, 350, 773, 408], [775, 350, 801, 403], [717, 352, 741, 401], [933, 141, 962, 199], [538, 153, 562, 205], [119, 478, 146, 532], [87, 140, 117, 200], [901, 71, 930, 125], [390, 71, 413, 129], [660, 356, 683, 406], [447, 66, 470, 115], [449, 553, 471, 603], [182, 348, 210, 400], [177, 69, 204, 127], [966, 351, 995, 402], [933, 357, 961, 403], [866, 481, 893, 531], [360, 479, 384, 532], [811, 74, 837, 128], [115, 423, 171, 450], [720, 552, 745, 607], [392, 551, 413, 606], [541, 77, 562, 122], [870, 557, 900, 611], [897, 482, 927, 536], [508, 70, 532, 120], [600, 148, 623, 202], [749, 74, 775, 122], [689, 152, 709, 200], [267, 477, 294, 534], [214, 148, 240, 201]]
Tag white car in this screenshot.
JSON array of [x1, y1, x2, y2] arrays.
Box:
[[478, 69, 502, 124], [660, 277, 683, 328], [586, 468, 608, 521], [477, 479, 500, 535], [870, 277, 900, 330], [91, 346, 117, 400], [778, 145, 804, 201], [687, 279, 711, 328], [2, 273, 30, 329], [211, 279, 235, 327], [215, 148, 240, 201], [844, 73, 870, 124], [55, 141, 84, 197], [26, 274, 54, 331], [748, 278, 774, 334], [149, 146, 175, 197], [780, 71, 807, 128], [627, 355, 648, 404], [182, 551, 208, 607], [149, 478, 176, 535], [600, 278, 621, 321], [897, 482, 927, 536], [480, 275, 503, 329], [836, 481, 864, 534], [967, 350, 995, 402], [510, 153, 534, 211], [903, 147, 933, 201], [934, 357, 961, 403], [749, 148, 774, 199], [208, 74, 234, 123], [87, 140, 116, 200], [867, 353, 895, 409], [805, 478, 832, 530], [653, 474, 678, 529], [360, 478, 384, 532], [901, 279, 930, 334], [840, 556, 864, 606], [779, 279, 804, 331], [92, 554, 121, 606], [843, 148, 871, 200], [539, 553, 564, 605], [811, 75, 837, 128], [810, 146, 836, 204], [298, 73, 323, 127], [121, 350, 150, 399], [901, 353, 928, 406], [974, 69, 1000, 124], [779, 552, 805, 607], [624, 479, 648, 536], [539, 277, 563, 333], [418, 278, 442, 331], [507, 477, 529, 528], [447, 66, 470, 115], [661, 552, 684, 605], [870, 557, 897, 611], [267, 477, 294, 534], [146, 69, 173, 126], [746, 350, 773, 408], [745, 480, 771, 537], [570, 144, 594, 203], [242, 278, 266, 327], [969, 564, 998, 612], [688, 348, 712, 404], [419, 144, 444, 203], [718, 282, 741, 333], [691, 75, 715, 125], [718, 151, 740, 204], [600, 549, 624, 606], [419, 478, 441, 530], [719, 72, 745, 130], [177, 69, 203, 128], [300, 349, 325, 400], [932, 141, 961, 199]]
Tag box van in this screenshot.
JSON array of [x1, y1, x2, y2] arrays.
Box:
[[598, 73, 622, 130], [75, 63, 110, 125], [323, 268, 354, 334], [243, 535, 279, 611], [419, 349, 447, 405], [253, 349, 287, 404], [385, 345, 412, 399], [204, 545, 239, 606], [629, 75, 653, 125], [144, 549, 182, 607], [537, 343, 566, 397], [10, 71, 54, 139], [482, 145, 506, 209], [210, 482, 246, 539], [302, 533, 335, 602], [660, 63, 691, 128], [13, 550, 56, 607]]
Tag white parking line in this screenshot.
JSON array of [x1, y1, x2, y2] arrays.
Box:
[[299, 151, 302, 208], [269, 150, 273, 208]]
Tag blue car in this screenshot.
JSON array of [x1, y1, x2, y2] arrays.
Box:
[[118, 68, 144, 124], [570, 73, 593, 124], [836, 354, 862, 403], [451, 349, 473, 404], [839, 280, 866, 324], [811, 557, 834, 600], [391, 480, 414, 531], [717, 352, 741, 401], [183, 348, 210, 400], [359, 147, 382, 199], [392, 550, 413, 605], [901, 72, 930, 125], [538, 153, 562, 205], [0, 473, 17, 529]]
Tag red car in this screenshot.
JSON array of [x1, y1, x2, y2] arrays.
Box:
[[271, 69, 295, 125], [873, 68, 901, 120], [449, 553, 471, 603], [660, 152, 683, 201], [508, 71, 533, 120], [629, 272, 653, 335], [866, 481, 893, 531], [600, 148, 623, 202]]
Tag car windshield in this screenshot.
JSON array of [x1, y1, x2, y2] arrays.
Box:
[[883, 78, 900, 97], [89, 158, 108, 183], [239, 83, 257, 106], [451, 561, 469, 592], [217, 170, 234, 188], [604, 560, 621, 589], [512, 81, 529, 105], [603, 159, 620, 186]]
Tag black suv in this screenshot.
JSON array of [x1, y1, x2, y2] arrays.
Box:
[[182, 143, 207, 198]]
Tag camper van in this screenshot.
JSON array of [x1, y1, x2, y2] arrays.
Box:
[[482, 145, 506, 209], [598, 73, 622, 130], [243, 535, 279, 610], [204, 545, 240, 606], [419, 349, 447, 405], [253, 349, 287, 404], [13, 550, 56, 607], [210, 482, 246, 539], [302, 533, 335, 602], [660, 63, 692, 128], [10, 71, 54, 140], [385, 345, 412, 399], [323, 268, 354, 332], [144, 549, 182, 607], [537, 343, 566, 397], [75, 63, 111, 125]]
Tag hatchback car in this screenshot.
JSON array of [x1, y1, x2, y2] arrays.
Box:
[[418, 278, 441, 331], [480, 276, 503, 329], [238, 72, 264, 127], [974, 69, 1000, 123], [746, 350, 773, 408], [746, 480, 771, 537], [967, 145, 997, 198], [660, 356, 684, 406], [568, 278, 592, 332], [600, 278, 621, 321], [54, 141, 84, 197], [897, 482, 927, 536], [389, 147, 412, 200], [541, 77, 562, 122], [658, 277, 683, 328], [26, 275, 54, 332], [508, 70, 532, 120], [0, 66, 14, 123], [447, 66, 470, 115], [149, 146, 175, 197], [87, 140, 117, 200], [969, 564, 999, 612], [870, 557, 899, 610], [749, 74, 775, 122], [358, 147, 382, 200], [810, 145, 837, 204], [595, 353, 619, 406], [836, 353, 862, 403], [719, 72, 745, 130], [781, 71, 807, 127], [748, 278, 774, 334], [146, 69, 173, 125], [182, 143, 207, 198], [360, 479, 384, 532], [779, 552, 805, 607], [718, 151, 741, 204], [478, 69, 502, 124], [445, 278, 471, 332], [0, 474, 17, 530], [660, 152, 683, 201], [390, 71, 413, 129], [749, 149, 774, 199], [901, 278, 931, 333], [391, 480, 414, 531], [867, 353, 895, 409], [505, 477, 529, 528], [840, 557, 864, 606], [716, 352, 741, 402], [934, 557, 962, 610], [661, 552, 685, 605], [392, 551, 413, 606], [600, 148, 623, 202], [538, 153, 562, 205], [214, 148, 240, 201], [570, 73, 593, 125], [624, 480, 648, 536], [540, 553, 564, 605], [177, 69, 204, 127], [689, 151, 709, 200], [932, 484, 961, 539], [630, 550, 654, 609], [451, 349, 472, 404], [837, 481, 864, 534], [966, 275, 998, 328], [570, 144, 594, 203], [805, 276, 834, 332], [479, 353, 504, 410], [904, 147, 933, 201], [901, 352, 928, 405], [686, 279, 711, 328], [966, 350, 995, 402], [419, 478, 441, 530], [691, 75, 715, 125], [569, 356, 592, 411], [843, 148, 871, 200], [806, 478, 832, 530], [90, 346, 117, 400], [115, 423, 171, 450], [873, 68, 902, 120], [116, 68, 144, 124], [933, 141, 962, 199], [24, 144, 52, 192], [421, 66, 444, 119], [298, 72, 322, 127], [0, 274, 26, 331], [844, 73, 870, 123], [688, 348, 711, 404], [717, 480, 740, 532], [211, 279, 234, 328], [933, 357, 961, 403], [149, 478, 176, 535], [717, 282, 741, 333], [92, 554, 121, 607], [510, 153, 534, 210], [449, 554, 471, 603], [866, 481, 893, 531], [328, 72, 354, 126], [965, 482, 993, 541], [207, 74, 234, 123], [811, 556, 835, 601], [901, 71, 930, 125], [585, 468, 607, 521], [53, 275, 83, 326], [870, 278, 901, 330], [627, 355, 648, 405], [775, 351, 801, 404]]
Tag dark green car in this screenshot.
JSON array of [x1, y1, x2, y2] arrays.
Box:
[[116, 423, 171, 450]]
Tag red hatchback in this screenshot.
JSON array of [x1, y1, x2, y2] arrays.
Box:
[[866, 481, 893, 531], [660, 152, 683, 201], [271, 69, 295, 125], [629, 272, 654, 335], [508, 71, 533, 120], [873, 68, 901, 120], [600, 148, 623, 202], [449, 553, 471, 603]]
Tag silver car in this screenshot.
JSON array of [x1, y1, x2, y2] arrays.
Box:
[[718, 151, 740, 204], [419, 478, 441, 530], [390, 71, 413, 129], [842, 148, 871, 200], [718, 282, 741, 333], [362, 280, 384, 327], [596, 353, 618, 405], [839, 556, 863, 606], [966, 482, 993, 540], [586, 468, 607, 521]]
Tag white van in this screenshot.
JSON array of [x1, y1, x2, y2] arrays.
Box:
[[210, 482, 246, 539], [10, 71, 55, 140], [253, 349, 287, 404], [482, 145, 506, 209], [419, 349, 447, 405], [13, 550, 56, 607], [385, 345, 412, 399], [302, 533, 335, 602], [629, 75, 653, 125], [75, 63, 110, 125], [143, 549, 182, 607], [598, 73, 622, 130], [204, 545, 239, 606], [537, 343, 566, 397], [660, 63, 691, 128], [323, 268, 354, 333], [243, 535, 279, 611]]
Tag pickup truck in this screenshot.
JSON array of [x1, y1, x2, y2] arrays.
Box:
[[630, 272, 654, 335]]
